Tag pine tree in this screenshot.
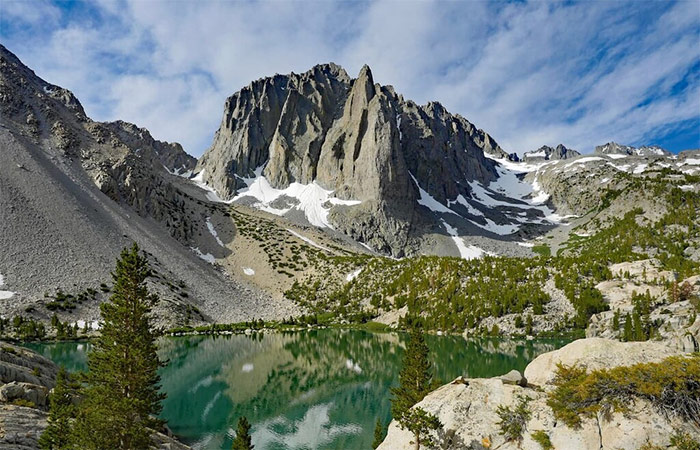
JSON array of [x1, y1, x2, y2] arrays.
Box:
[[525, 314, 534, 336], [71, 244, 165, 449], [38, 367, 75, 450], [622, 313, 633, 341], [231, 416, 254, 450], [391, 325, 441, 449], [372, 418, 385, 449]]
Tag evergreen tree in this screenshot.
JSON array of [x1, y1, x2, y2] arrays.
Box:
[[231, 416, 254, 450], [525, 315, 533, 336], [38, 367, 75, 450], [372, 418, 385, 449], [622, 313, 633, 341], [391, 325, 441, 449], [71, 244, 165, 449], [612, 310, 620, 331]]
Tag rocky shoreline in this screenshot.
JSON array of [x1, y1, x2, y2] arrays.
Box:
[[378, 338, 699, 449], [0, 341, 190, 449]]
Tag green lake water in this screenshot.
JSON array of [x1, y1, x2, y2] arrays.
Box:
[[24, 330, 570, 449]]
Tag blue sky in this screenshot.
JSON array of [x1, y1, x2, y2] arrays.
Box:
[[1, 0, 698, 156]]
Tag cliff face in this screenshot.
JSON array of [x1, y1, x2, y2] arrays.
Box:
[[197, 64, 506, 256]]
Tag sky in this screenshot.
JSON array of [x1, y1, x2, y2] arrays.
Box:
[[1, 0, 699, 157]]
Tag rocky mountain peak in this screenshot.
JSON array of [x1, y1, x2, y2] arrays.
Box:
[[523, 143, 580, 161], [594, 141, 670, 157], [196, 62, 512, 256]]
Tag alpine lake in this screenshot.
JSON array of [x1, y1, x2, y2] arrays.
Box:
[[24, 329, 570, 449]]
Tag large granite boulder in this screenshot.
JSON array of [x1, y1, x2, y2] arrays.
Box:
[[378, 338, 697, 449]]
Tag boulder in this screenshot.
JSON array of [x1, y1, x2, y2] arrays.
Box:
[[523, 338, 676, 387], [378, 338, 698, 449], [0, 343, 58, 390], [0, 381, 49, 407], [497, 369, 527, 387]]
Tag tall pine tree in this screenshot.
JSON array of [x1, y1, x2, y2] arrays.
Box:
[[391, 324, 441, 449], [72, 244, 166, 449], [231, 416, 254, 450], [38, 367, 75, 450]]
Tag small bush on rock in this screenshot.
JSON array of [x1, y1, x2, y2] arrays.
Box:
[[547, 354, 700, 428], [496, 395, 532, 441], [530, 430, 553, 450]]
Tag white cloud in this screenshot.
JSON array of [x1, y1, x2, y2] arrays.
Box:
[[1, 0, 697, 156]]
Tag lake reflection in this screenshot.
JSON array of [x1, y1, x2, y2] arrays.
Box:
[[25, 330, 569, 449]]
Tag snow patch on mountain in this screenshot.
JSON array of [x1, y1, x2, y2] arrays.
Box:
[[346, 268, 363, 281], [190, 247, 215, 264], [287, 229, 331, 252], [441, 220, 487, 259], [206, 217, 224, 247], [0, 272, 14, 300], [232, 165, 361, 229], [409, 173, 458, 216]]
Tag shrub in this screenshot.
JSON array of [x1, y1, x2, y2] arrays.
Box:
[[496, 395, 532, 441], [547, 354, 700, 428], [670, 429, 700, 450], [12, 398, 36, 408], [531, 430, 553, 450], [532, 245, 551, 257]]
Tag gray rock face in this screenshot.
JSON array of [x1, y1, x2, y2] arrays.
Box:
[[0, 343, 57, 390], [523, 144, 580, 161], [0, 381, 49, 407], [594, 142, 671, 157], [100, 120, 197, 174], [197, 63, 504, 256]]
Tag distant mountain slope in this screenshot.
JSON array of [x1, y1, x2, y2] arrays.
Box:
[[0, 44, 294, 327], [594, 142, 671, 157]]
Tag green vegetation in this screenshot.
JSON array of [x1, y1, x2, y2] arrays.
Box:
[[547, 354, 700, 428], [530, 430, 553, 450], [372, 418, 385, 449], [284, 180, 700, 335], [71, 244, 166, 449], [231, 416, 254, 450], [39, 367, 75, 450], [45, 288, 97, 312], [391, 324, 442, 449], [670, 429, 700, 450], [496, 395, 532, 442], [532, 244, 551, 257], [617, 291, 661, 342]]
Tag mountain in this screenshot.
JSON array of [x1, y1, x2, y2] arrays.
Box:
[[196, 64, 563, 257], [594, 141, 671, 157], [522, 144, 580, 161], [2, 44, 699, 335], [0, 44, 296, 327]]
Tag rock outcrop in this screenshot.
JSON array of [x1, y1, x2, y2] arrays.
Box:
[[587, 274, 700, 353], [378, 338, 699, 449]]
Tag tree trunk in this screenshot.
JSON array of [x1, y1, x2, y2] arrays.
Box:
[[414, 432, 420, 450]]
